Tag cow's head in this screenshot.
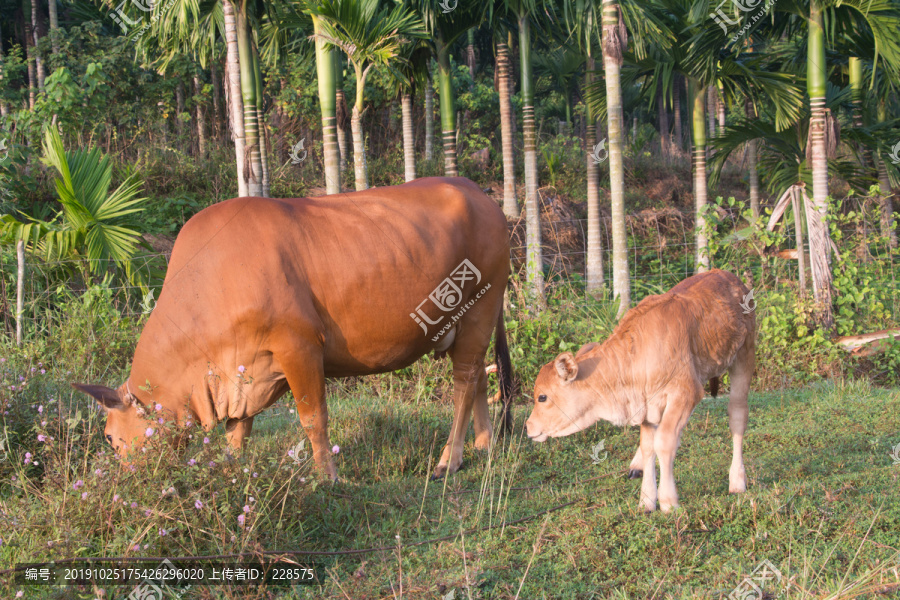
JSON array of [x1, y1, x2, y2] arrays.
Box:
[[72, 383, 149, 456], [525, 352, 596, 441]]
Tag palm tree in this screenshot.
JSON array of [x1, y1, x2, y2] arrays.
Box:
[[311, 0, 424, 191], [0, 129, 147, 286], [507, 0, 544, 302], [310, 12, 341, 194], [392, 43, 431, 182], [563, 0, 604, 295], [601, 0, 634, 310], [495, 33, 519, 217], [412, 0, 487, 177]]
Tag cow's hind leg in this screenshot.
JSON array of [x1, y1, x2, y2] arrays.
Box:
[[639, 423, 658, 513], [433, 311, 496, 479], [654, 388, 698, 513], [628, 444, 643, 479], [472, 367, 492, 451], [727, 341, 754, 494]]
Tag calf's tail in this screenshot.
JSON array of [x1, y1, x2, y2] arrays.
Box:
[[494, 310, 515, 434], [709, 376, 720, 398]]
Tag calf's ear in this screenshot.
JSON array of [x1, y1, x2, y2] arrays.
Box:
[[554, 352, 579, 383], [72, 383, 126, 411]]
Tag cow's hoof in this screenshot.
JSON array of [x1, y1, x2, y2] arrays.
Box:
[[628, 469, 643, 479]]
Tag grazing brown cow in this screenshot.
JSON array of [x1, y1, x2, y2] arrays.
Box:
[[73, 177, 514, 480], [525, 270, 756, 512]]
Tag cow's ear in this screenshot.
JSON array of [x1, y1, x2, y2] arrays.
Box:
[[575, 342, 600, 358], [554, 352, 579, 383], [72, 383, 126, 411]]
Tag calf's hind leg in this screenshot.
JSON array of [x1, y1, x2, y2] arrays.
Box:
[[727, 342, 754, 494]]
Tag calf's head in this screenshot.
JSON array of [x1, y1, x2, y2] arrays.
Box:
[[525, 352, 597, 441], [72, 383, 149, 457]]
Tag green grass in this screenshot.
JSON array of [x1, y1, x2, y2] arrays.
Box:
[[2, 359, 899, 599]]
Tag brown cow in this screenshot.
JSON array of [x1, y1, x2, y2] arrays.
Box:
[[525, 270, 756, 512], [73, 177, 514, 480]]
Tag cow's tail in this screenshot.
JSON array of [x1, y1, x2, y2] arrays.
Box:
[[494, 310, 515, 434], [709, 376, 720, 398]]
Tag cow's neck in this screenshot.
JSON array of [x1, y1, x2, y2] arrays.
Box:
[[574, 346, 640, 427]]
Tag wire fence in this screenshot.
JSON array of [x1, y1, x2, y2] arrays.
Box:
[[1, 202, 897, 343]]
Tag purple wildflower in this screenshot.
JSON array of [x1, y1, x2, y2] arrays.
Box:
[[237, 514, 245, 526], [194, 500, 203, 510], [73, 480, 84, 490], [145, 427, 154, 437]]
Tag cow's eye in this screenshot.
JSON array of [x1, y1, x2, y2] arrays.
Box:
[[538, 395, 547, 403], [106, 434, 113, 443]]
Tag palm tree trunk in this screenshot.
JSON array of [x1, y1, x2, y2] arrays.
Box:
[[436, 39, 458, 176], [673, 75, 683, 151], [311, 14, 340, 195], [602, 0, 630, 315], [585, 54, 603, 294], [222, 0, 247, 197], [24, 20, 36, 109], [849, 57, 867, 170], [791, 186, 807, 297], [692, 80, 710, 271], [519, 16, 543, 303], [497, 40, 518, 218], [876, 101, 897, 248], [467, 29, 476, 89], [236, 8, 263, 197], [176, 81, 187, 150], [210, 60, 222, 140], [658, 83, 670, 161], [0, 20, 8, 116], [351, 65, 369, 191], [334, 51, 349, 175], [424, 62, 434, 162], [193, 75, 206, 156], [717, 83, 726, 134], [402, 91, 416, 182], [30, 0, 45, 89], [707, 85, 716, 139], [745, 97, 760, 219], [48, 0, 59, 55], [806, 0, 834, 329], [253, 47, 270, 197]]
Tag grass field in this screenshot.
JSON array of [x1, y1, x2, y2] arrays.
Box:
[[3, 354, 900, 599]]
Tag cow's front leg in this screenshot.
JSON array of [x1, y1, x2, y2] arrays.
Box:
[[225, 416, 255, 450], [284, 355, 337, 481]]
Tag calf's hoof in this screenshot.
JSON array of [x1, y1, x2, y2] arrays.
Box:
[[628, 469, 643, 479]]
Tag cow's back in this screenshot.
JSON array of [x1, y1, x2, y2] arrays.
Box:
[[137, 177, 509, 380]]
